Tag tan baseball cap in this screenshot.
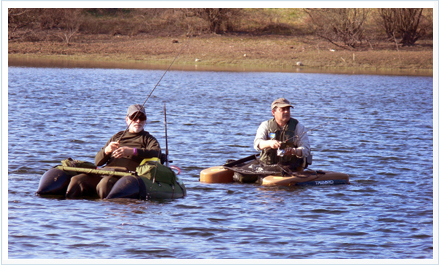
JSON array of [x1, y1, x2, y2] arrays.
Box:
[[271, 98, 294, 110]]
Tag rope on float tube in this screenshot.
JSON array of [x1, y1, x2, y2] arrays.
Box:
[[116, 38, 190, 143]]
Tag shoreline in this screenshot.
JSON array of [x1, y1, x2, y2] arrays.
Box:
[[8, 54, 433, 77], [8, 34, 434, 77]]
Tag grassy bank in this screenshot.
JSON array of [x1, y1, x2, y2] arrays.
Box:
[[8, 33, 433, 74], [8, 8, 433, 74]]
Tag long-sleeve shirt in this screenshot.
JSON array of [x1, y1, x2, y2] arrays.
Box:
[[95, 130, 161, 171], [253, 119, 311, 158]]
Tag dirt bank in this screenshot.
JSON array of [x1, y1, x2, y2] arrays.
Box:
[[8, 34, 434, 75]]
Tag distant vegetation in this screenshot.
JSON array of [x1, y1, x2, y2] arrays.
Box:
[[8, 8, 433, 50]]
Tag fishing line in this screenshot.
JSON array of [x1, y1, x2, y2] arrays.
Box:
[[116, 38, 190, 143], [282, 121, 329, 144]]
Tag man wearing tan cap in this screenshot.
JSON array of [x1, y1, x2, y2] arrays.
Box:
[[66, 104, 161, 198], [254, 98, 311, 170]]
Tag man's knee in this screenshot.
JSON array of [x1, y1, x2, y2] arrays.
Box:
[[66, 174, 100, 198], [96, 176, 119, 199]]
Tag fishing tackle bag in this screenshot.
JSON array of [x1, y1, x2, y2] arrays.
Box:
[[136, 161, 176, 185]]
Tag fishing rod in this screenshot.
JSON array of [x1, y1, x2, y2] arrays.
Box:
[[164, 101, 182, 174], [276, 121, 329, 158], [164, 102, 169, 167], [283, 121, 329, 144], [116, 38, 189, 143]]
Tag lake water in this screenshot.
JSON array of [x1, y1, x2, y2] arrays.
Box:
[[6, 64, 434, 264]]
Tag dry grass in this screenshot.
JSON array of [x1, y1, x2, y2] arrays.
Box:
[[8, 33, 433, 73], [8, 8, 433, 74]]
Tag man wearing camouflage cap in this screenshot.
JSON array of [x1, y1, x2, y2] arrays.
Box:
[[254, 98, 311, 170]]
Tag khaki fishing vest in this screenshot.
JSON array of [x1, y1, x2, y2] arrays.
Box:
[[260, 118, 300, 165]]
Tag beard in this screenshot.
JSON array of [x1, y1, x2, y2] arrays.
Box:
[[125, 117, 146, 133], [129, 123, 144, 133]]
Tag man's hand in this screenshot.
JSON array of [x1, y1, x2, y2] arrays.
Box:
[[104, 141, 120, 155], [111, 146, 135, 158], [285, 147, 301, 157], [259, 139, 282, 150], [268, 140, 282, 149]]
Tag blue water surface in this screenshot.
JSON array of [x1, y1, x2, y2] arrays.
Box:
[[7, 66, 434, 262]]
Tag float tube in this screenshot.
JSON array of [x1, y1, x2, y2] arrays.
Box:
[[37, 158, 186, 200], [199, 154, 349, 187], [262, 170, 349, 187], [200, 166, 234, 183]]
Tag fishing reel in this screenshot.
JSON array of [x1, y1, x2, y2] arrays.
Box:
[[277, 148, 286, 157]]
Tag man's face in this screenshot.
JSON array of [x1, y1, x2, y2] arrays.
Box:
[[126, 113, 146, 133], [272, 106, 291, 125]]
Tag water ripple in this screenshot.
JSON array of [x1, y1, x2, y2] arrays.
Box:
[[7, 67, 433, 260]]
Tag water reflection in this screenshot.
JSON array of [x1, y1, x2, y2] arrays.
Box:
[[8, 55, 433, 77]]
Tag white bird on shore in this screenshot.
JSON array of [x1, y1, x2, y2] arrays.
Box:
[[296, 61, 304, 66], [195, 58, 201, 62]]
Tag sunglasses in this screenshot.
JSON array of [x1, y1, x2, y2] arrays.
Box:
[[129, 113, 147, 121]]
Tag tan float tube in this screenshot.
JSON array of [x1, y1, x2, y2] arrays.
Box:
[[200, 166, 234, 183], [262, 171, 349, 186]]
